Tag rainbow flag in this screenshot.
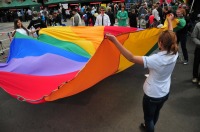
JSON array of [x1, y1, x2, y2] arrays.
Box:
[[0, 23, 178, 103]]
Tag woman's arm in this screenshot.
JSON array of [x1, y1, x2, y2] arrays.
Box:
[[167, 13, 174, 31], [105, 14, 174, 65], [106, 34, 143, 65], [12, 30, 16, 37], [30, 27, 40, 34]]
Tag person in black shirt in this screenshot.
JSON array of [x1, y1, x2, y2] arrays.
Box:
[[86, 7, 94, 26], [107, 7, 115, 26], [156, 2, 164, 24], [27, 11, 47, 36], [61, 6, 67, 22], [52, 11, 62, 26], [129, 9, 138, 28]]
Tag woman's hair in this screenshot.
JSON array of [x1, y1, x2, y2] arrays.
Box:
[[153, 4, 158, 9], [176, 8, 185, 16], [158, 30, 178, 55], [121, 5, 125, 9], [14, 19, 29, 36], [181, 8, 186, 16]]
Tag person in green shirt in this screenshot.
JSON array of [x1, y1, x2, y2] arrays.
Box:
[[175, 8, 188, 64], [117, 6, 128, 26]]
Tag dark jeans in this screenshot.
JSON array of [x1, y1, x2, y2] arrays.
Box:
[[193, 47, 200, 79], [177, 33, 188, 61], [143, 94, 169, 132]]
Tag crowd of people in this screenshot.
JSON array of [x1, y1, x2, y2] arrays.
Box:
[[9, 0, 196, 66], [2, 1, 199, 29], [5, 1, 200, 132]]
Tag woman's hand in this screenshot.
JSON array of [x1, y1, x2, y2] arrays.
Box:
[[167, 13, 174, 31], [167, 13, 174, 21], [105, 33, 117, 43]]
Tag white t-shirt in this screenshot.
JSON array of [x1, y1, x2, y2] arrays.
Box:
[[142, 51, 178, 98], [27, 9, 32, 15], [16, 28, 29, 36]]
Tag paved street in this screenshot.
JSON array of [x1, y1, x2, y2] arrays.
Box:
[[0, 21, 200, 132]]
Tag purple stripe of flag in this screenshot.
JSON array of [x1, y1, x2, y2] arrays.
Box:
[[0, 53, 87, 76]]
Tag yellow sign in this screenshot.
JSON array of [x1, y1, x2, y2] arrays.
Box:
[[101, 4, 106, 8]]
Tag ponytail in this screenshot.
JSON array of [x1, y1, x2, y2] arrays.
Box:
[[158, 30, 178, 55], [170, 41, 178, 55]]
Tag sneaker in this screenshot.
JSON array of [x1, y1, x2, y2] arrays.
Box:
[[183, 60, 188, 65], [192, 78, 198, 83], [144, 74, 149, 77]]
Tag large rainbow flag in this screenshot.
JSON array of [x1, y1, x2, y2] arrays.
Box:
[[0, 21, 178, 104]]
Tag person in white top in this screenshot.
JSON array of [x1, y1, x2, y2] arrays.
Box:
[[12, 19, 39, 37], [71, 9, 82, 26], [106, 14, 178, 132], [27, 9, 32, 20], [95, 6, 111, 26], [152, 4, 160, 22]]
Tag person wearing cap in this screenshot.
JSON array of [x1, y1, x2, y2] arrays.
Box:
[[94, 6, 111, 26], [139, 14, 147, 29], [27, 11, 47, 36], [117, 5, 128, 26]]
